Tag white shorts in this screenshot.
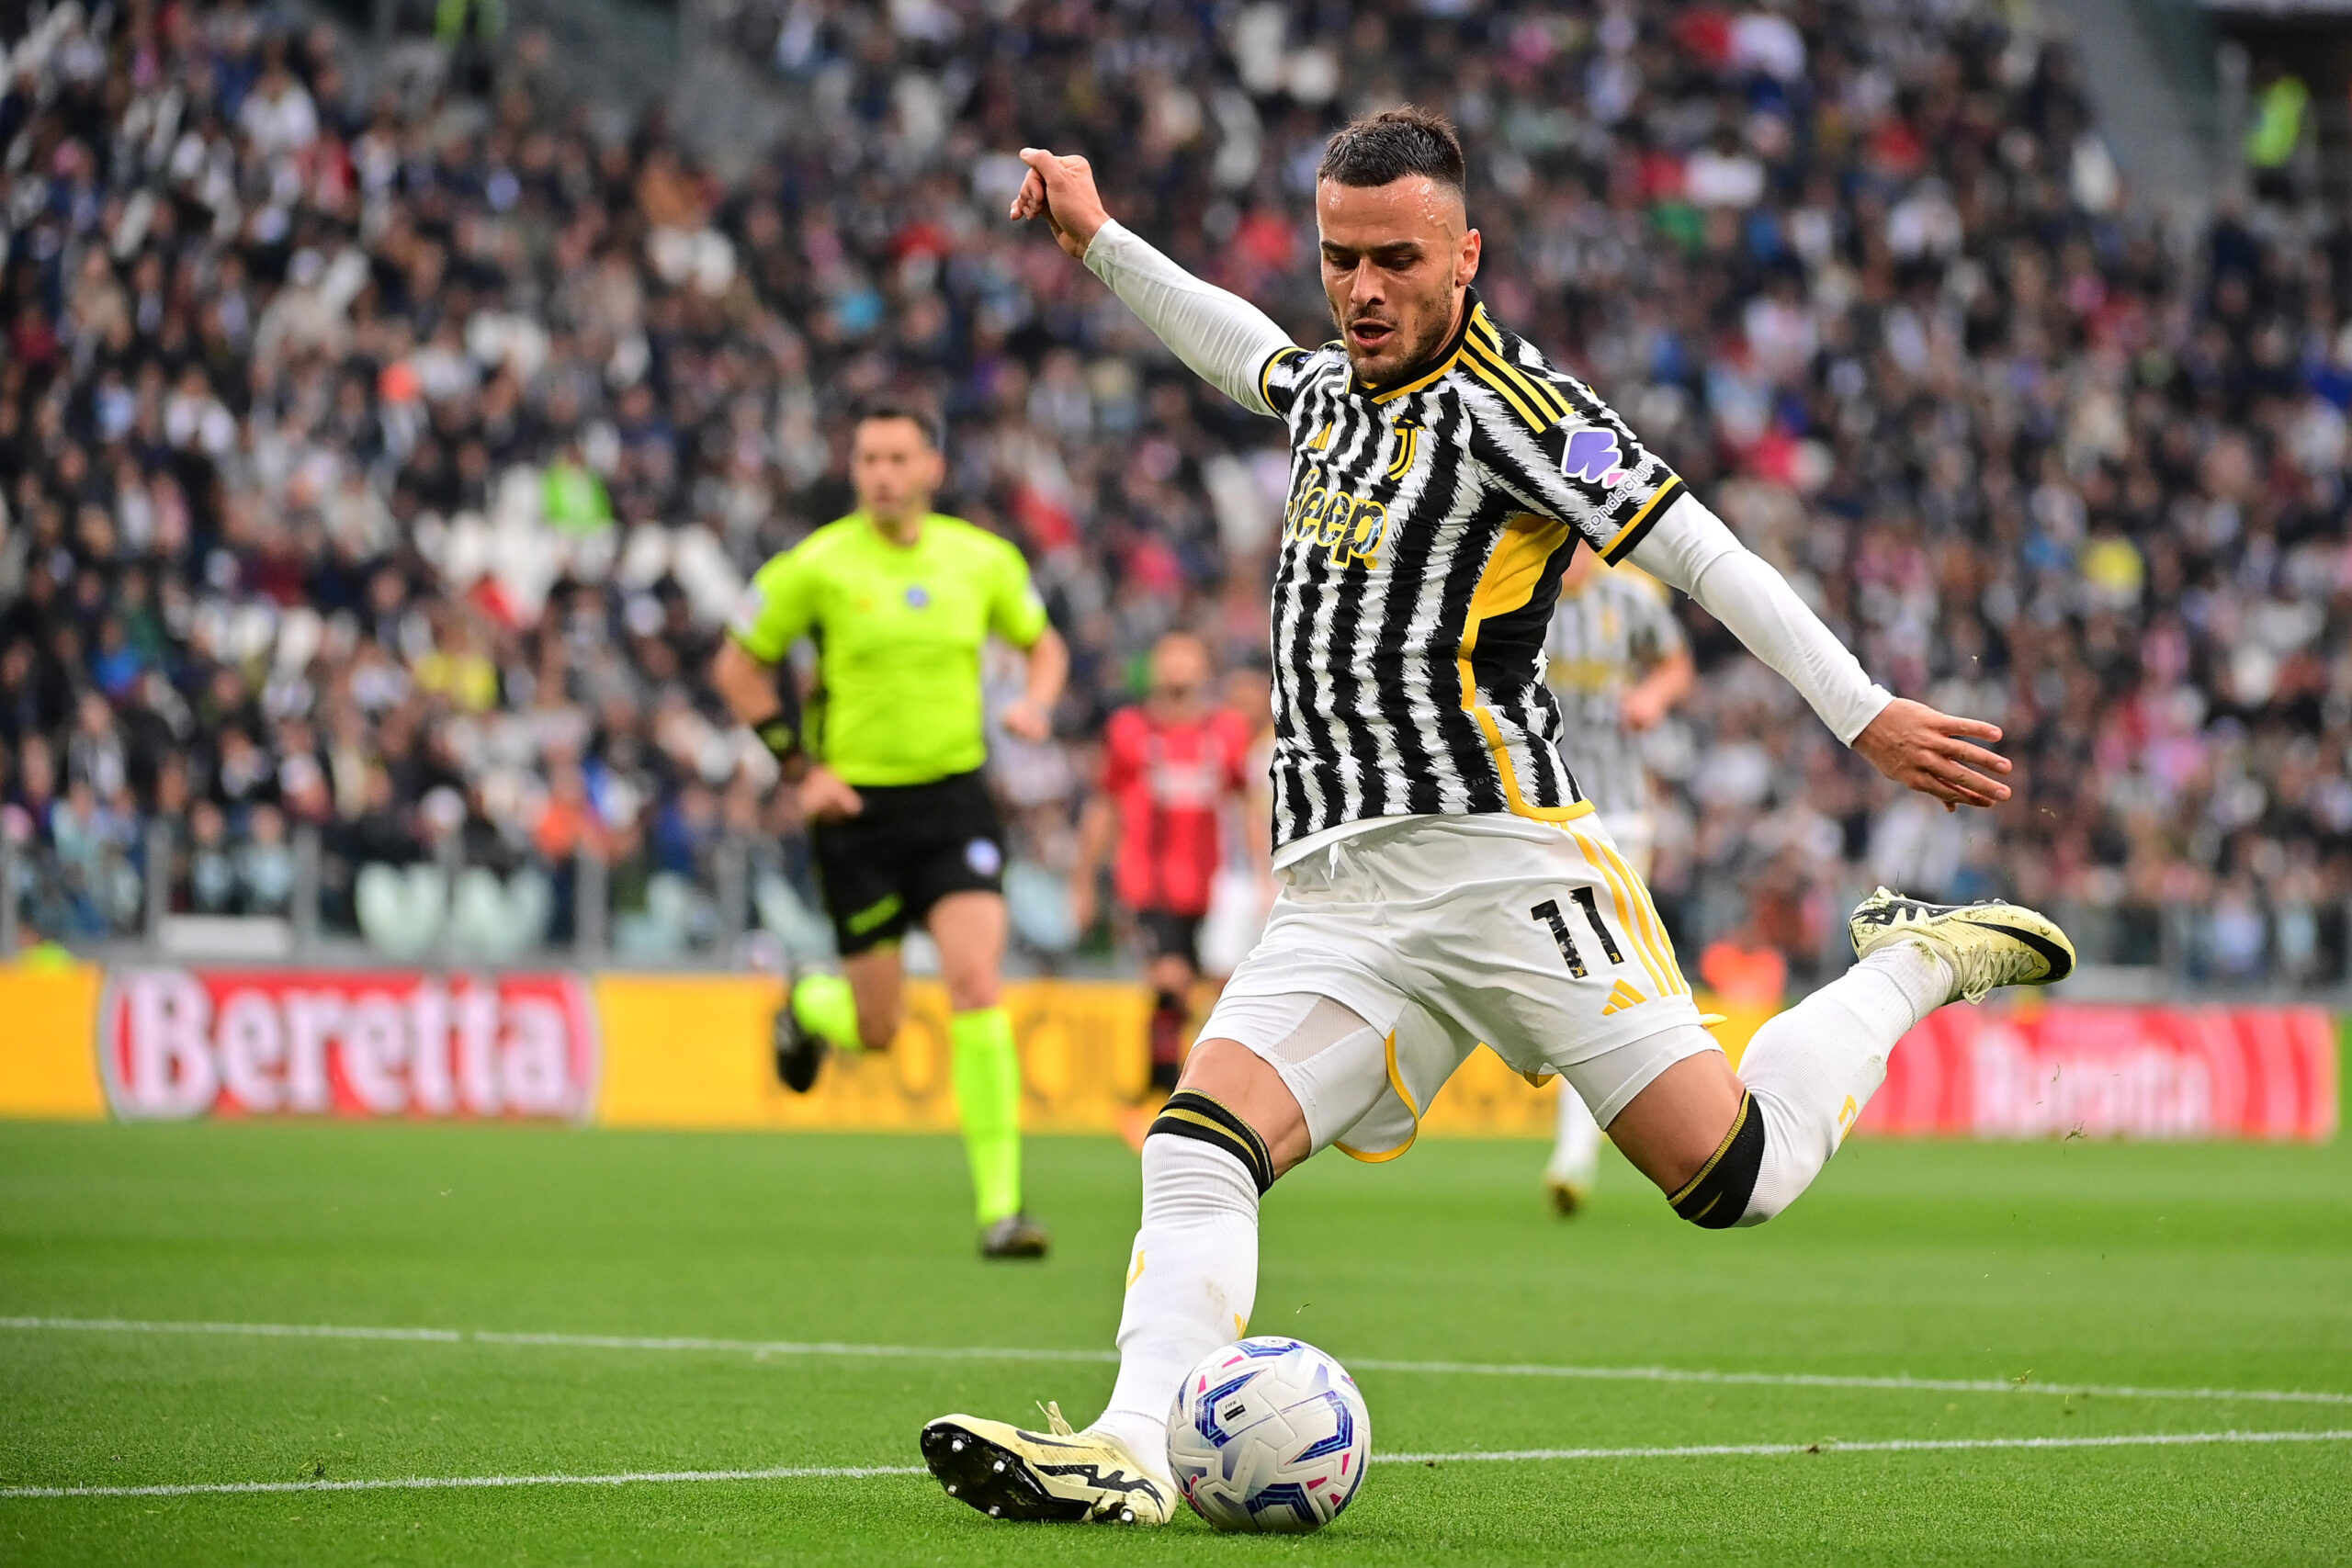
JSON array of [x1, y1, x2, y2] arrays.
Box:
[[1199, 814, 1717, 1161], [1596, 808, 1654, 883]]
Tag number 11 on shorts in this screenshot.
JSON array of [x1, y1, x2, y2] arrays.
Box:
[[1532, 890, 1625, 978]]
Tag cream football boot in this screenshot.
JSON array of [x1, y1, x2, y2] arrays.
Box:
[[1849, 887, 2075, 1003], [921, 1402, 1173, 1525]]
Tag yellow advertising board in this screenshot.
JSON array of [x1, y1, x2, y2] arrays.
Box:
[[0, 960, 1769, 1136], [0, 963, 106, 1118], [590, 975, 1162, 1133], [590, 976, 1763, 1136]]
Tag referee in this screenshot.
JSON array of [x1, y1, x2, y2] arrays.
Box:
[[712, 402, 1068, 1259]]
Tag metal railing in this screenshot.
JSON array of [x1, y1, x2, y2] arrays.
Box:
[[0, 822, 813, 973]]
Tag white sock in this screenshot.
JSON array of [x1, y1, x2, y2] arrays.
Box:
[[1735, 942, 1951, 1225], [1088, 1134, 1260, 1477], [1547, 1084, 1602, 1188]]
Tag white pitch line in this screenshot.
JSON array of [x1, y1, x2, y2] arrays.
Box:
[[0, 1464, 929, 1500], [0, 1316, 1114, 1365], [6, 1430, 2347, 1502], [470, 1329, 1109, 1364], [1346, 1357, 2352, 1407], [6, 1314, 2351, 1408], [1383, 1428, 2352, 1464]]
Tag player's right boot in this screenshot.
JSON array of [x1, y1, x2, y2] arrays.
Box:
[[1849, 888, 2075, 1003], [921, 1403, 1173, 1524], [1544, 1176, 1589, 1217]]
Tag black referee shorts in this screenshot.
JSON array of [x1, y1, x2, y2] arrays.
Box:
[[808, 770, 1007, 957]]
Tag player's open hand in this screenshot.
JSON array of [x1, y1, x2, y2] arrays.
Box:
[[797, 765, 864, 823], [1852, 697, 2013, 811], [1012, 148, 1110, 260]]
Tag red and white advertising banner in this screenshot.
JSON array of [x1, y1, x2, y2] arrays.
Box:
[[99, 969, 600, 1122], [1860, 1003, 2338, 1142]]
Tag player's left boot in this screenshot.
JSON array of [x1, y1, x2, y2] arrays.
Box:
[[1849, 888, 2075, 1003], [979, 1212, 1051, 1259], [921, 1403, 1172, 1525]]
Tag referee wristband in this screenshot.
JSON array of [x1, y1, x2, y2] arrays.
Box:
[[752, 716, 801, 764]]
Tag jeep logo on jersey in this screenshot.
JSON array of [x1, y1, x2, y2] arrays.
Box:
[[1281, 482, 1391, 570], [1561, 427, 1626, 487], [99, 969, 600, 1122]]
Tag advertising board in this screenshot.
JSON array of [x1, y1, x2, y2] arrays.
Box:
[[0, 964, 2336, 1141], [1862, 1002, 2338, 1141], [96, 968, 601, 1122]]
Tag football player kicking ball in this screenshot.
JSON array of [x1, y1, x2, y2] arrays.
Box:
[[714, 402, 1069, 1260], [921, 109, 2072, 1520]]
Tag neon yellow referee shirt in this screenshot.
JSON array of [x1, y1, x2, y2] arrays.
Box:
[[728, 512, 1048, 786]]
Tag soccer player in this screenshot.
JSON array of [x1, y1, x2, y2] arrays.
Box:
[[921, 110, 2072, 1520], [1070, 632, 1258, 1122], [1539, 547, 1692, 1214], [712, 402, 1069, 1261]]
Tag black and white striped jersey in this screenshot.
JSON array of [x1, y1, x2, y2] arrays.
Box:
[[1252, 289, 1685, 858]]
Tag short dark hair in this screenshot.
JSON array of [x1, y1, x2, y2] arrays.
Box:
[[1317, 107, 1465, 194], [853, 399, 942, 449]]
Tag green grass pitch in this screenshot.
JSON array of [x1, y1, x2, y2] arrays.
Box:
[[2, 1118, 2348, 1565]]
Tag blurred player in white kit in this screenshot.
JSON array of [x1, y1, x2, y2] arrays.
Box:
[[1538, 547, 1691, 1213]]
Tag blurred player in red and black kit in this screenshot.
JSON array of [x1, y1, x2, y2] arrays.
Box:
[[1072, 633, 1256, 1104]]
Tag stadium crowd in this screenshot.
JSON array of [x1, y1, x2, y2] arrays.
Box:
[[3, 0, 2350, 983]]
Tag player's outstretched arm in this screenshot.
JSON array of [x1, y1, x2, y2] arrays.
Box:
[[1012, 148, 1296, 416], [1625, 496, 2012, 811]]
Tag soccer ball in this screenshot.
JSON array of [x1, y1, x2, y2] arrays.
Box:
[[1166, 1336, 1371, 1534]]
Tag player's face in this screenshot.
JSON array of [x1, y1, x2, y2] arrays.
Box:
[[1152, 637, 1211, 704], [1316, 174, 1481, 389], [850, 417, 945, 524]]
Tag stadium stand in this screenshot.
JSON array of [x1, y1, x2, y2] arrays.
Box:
[[4, 1, 2351, 988]]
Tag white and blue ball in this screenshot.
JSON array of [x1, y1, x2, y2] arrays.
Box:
[[1166, 1336, 1371, 1534]]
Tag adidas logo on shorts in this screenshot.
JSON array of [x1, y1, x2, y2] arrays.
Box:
[[1600, 979, 1647, 1016]]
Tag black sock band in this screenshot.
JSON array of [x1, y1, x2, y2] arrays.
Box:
[[1668, 1092, 1766, 1229], [1148, 1089, 1275, 1194]]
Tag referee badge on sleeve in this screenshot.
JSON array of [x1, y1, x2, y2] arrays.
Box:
[[966, 838, 1003, 876]]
